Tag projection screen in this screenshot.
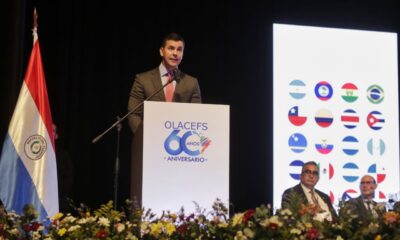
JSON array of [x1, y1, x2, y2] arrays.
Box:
[[273, 23, 399, 211]]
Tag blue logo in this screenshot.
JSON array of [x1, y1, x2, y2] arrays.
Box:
[[342, 136, 359, 156], [164, 130, 211, 162]]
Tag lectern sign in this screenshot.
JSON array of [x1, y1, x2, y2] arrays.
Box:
[[142, 101, 229, 215]]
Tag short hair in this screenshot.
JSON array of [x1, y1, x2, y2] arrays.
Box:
[[301, 161, 319, 173], [161, 32, 185, 48]]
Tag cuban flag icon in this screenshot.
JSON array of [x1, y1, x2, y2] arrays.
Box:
[[367, 111, 385, 130], [288, 133, 307, 153], [315, 81, 333, 101], [342, 189, 358, 201], [288, 106, 307, 126], [289, 79, 306, 99]]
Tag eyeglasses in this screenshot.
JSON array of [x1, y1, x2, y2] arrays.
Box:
[[302, 169, 319, 176], [360, 181, 375, 185]]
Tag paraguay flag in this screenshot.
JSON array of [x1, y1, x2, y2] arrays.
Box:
[[314, 108, 333, 128], [0, 20, 58, 221]]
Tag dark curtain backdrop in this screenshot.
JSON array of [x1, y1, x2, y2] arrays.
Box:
[[1, 0, 399, 213]]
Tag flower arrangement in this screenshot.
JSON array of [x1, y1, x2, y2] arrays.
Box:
[[1, 197, 400, 240]]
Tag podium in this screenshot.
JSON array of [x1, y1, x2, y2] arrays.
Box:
[[132, 101, 230, 215]]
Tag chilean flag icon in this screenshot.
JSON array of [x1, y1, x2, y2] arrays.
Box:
[[288, 106, 307, 126]]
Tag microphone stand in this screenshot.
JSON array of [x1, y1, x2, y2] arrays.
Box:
[[91, 78, 175, 209], [92, 78, 175, 144], [113, 116, 122, 210]]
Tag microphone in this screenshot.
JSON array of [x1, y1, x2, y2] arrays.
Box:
[[172, 68, 181, 82]]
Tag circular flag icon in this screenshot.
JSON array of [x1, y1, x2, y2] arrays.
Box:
[[367, 85, 384, 104], [314, 108, 333, 128], [341, 83, 358, 103], [288, 133, 307, 153], [289, 160, 304, 180], [341, 109, 359, 129], [367, 138, 385, 156], [367, 111, 385, 130], [288, 106, 307, 126], [342, 136, 359, 156], [289, 80, 306, 100], [342, 189, 358, 201], [342, 162, 359, 182], [367, 164, 386, 184], [315, 139, 334, 154], [315, 81, 333, 101]]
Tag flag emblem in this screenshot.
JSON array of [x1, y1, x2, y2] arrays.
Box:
[[314, 108, 333, 128], [289, 80, 306, 99], [342, 162, 359, 182], [315, 139, 334, 154], [289, 160, 304, 180], [288, 133, 307, 153], [367, 138, 385, 156], [367, 111, 385, 130], [342, 189, 358, 201], [321, 163, 335, 179], [288, 106, 307, 126], [367, 85, 384, 104], [24, 135, 48, 160], [342, 136, 359, 156], [341, 109, 359, 129], [341, 83, 358, 103], [314, 81, 333, 101], [367, 164, 386, 184]]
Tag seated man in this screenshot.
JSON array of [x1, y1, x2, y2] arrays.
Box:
[[281, 161, 338, 222], [340, 175, 386, 220]]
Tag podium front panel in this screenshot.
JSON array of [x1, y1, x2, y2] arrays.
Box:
[[142, 101, 229, 215]]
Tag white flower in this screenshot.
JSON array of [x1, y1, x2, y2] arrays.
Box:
[[68, 225, 81, 232], [115, 223, 125, 232], [290, 228, 302, 235], [98, 217, 111, 227], [280, 209, 293, 216], [336, 236, 344, 240]]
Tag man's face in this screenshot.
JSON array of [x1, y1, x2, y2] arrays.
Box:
[[300, 164, 320, 189], [359, 175, 377, 198], [160, 40, 184, 70]]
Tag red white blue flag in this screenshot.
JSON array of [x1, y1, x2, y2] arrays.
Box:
[[0, 12, 58, 220]]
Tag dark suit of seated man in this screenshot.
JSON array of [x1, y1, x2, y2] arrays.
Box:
[[281, 161, 338, 222], [340, 175, 386, 220]]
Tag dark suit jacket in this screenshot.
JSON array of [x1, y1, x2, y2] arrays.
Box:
[[127, 67, 201, 204], [342, 196, 386, 220], [128, 67, 202, 134], [281, 184, 338, 221]]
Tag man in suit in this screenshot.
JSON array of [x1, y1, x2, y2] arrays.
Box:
[[127, 33, 202, 204], [281, 161, 338, 222], [341, 175, 386, 220]]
